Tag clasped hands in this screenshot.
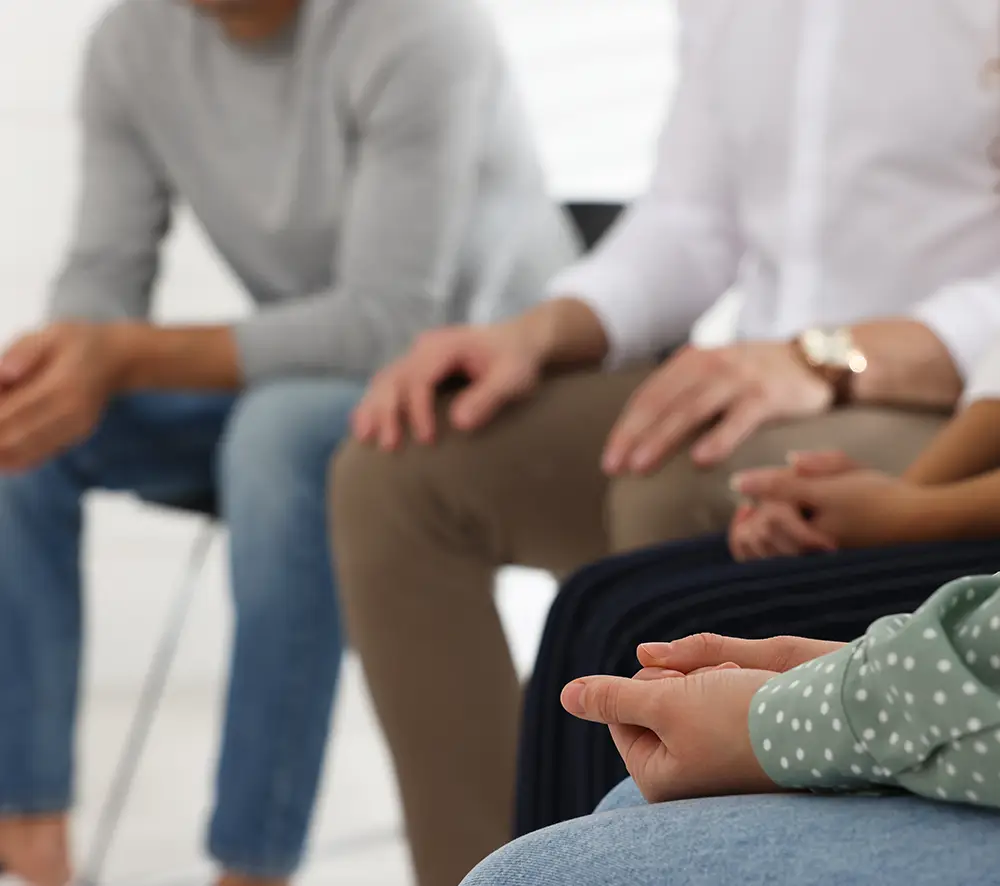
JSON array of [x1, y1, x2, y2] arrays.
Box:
[[727, 450, 929, 561], [560, 634, 844, 803], [0, 323, 123, 472]]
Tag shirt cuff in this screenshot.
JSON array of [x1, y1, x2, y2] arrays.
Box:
[[546, 260, 660, 369], [912, 279, 1000, 384], [962, 341, 1000, 405]]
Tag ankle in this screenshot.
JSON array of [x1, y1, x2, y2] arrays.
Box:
[[0, 814, 71, 886], [217, 874, 289, 886]]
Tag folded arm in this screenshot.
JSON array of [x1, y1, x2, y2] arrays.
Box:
[[750, 573, 1000, 809]]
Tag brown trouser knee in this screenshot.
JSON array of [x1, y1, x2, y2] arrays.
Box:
[[330, 367, 946, 886]]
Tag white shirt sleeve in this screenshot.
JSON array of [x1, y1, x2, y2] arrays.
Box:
[[960, 330, 1000, 405], [912, 277, 1000, 386], [547, 3, 743, 367]]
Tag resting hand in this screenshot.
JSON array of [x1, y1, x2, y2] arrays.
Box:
[[602, 342, 834, 475], [352, 323, 542, 450], [562, 666, 780, 803]]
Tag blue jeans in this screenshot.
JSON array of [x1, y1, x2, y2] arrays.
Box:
[[0, 378, 363, 878], [462, 779, 1000, 885]]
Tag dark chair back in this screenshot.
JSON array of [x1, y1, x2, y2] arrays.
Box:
[[563, 202, 625, 251]]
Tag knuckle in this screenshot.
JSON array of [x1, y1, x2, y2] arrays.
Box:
[[767, 637, 799, 672], [692, 632, 725, 660]]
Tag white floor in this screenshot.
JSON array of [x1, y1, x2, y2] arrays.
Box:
[[0, 2, 687, 883]]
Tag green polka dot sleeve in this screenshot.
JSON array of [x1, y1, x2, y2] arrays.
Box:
[[749, 573, 1000, 808]]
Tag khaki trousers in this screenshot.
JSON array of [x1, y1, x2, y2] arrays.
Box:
[[330, 367, 947, 886]]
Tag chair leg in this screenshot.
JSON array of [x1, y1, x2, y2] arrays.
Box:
[[76, 522, 217, 886]]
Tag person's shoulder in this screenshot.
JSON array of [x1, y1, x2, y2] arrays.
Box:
[[82, 0, 190, 98], [336, 0, 498, 67], [87, 0, 186, 50]]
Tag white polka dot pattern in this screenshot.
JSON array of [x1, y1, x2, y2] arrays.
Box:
[[749, 575, 1000, 809]]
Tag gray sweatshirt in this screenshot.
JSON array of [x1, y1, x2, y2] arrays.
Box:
[[51, 0, 579, 381]]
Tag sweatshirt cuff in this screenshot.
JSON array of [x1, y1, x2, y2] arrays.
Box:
[[749, 641, 883, 791]]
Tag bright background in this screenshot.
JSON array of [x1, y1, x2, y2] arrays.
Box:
[[0, 2, 714, 883]]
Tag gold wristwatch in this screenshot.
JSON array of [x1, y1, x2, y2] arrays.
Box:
[[790, 327, 868, 405]]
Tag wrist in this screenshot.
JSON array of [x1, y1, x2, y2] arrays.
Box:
[[894, 483, 964, 544], [102, 321, 149, 392], [789, 329, 867, 405]]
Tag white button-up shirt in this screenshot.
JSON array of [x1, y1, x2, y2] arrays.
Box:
[[551, 0, 1000, 391]]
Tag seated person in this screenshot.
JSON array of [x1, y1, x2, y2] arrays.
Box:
[[331, 1, 1000, 881], [518, 363, 1000, 834], [0, 1, 575, 885], [730, 352, 1000, 559], [463, 578, 1000, 886]]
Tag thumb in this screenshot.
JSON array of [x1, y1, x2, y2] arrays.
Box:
[[730, 468, 816, 507], [0, 331, 53, 386], [561, 675, 663, 727], [449, 363, 528, 430]]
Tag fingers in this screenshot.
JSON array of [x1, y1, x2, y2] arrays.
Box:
[[620, 380, 735, 475], [602, 349, 723, 475], [747, 504, 835, 560], [0, 377, 79, 471], [352, 376, 403, 449], [561, 675, 663, 727], [770, 507, 837, 554], [637, 633, 784, 673], [729, 514, 772, 561], [0, 331, 52, 388], [690, 397, 768, 467], [637, 633, 838, 674], [632, 667, 686, 681], [787, 449, 860, 478], [449, 362, 531, 431], [730, 467, 816, 507], [354, 368, 445, 450], [404, 375, 437, 445]]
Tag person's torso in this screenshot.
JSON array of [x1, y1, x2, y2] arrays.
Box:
[[97, 0, 576, 321], [698, 0, 1000, 337]]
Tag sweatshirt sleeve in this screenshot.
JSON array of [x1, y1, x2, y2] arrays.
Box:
[[234, 0, 494, 382], [546, 0, 743, 367], [48, 8, 172, 322], [750, 573, 1000, 809]]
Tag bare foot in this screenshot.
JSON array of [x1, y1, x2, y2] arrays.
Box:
[[0, 815, 71, 886], [217, 875, 289, 886]]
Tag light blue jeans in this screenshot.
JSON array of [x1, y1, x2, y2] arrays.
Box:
[[0, 378, 363, 878], [462, 779, 1000, 885]]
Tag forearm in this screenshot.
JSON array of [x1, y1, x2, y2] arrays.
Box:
[[904, 399, 1000, 485], [914, 470, 1000, 541], [751, 574, 1000, 809], [108, 322, 243, 391], [515, 297, 610, 370], [848, 319, 963, 409]]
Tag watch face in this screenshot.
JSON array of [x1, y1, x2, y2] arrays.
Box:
[[801, 328, 854, 369]]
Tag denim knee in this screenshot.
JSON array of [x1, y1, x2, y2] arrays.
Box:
[[217, 378, 363, 513], [595, 778, 647, 814]]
